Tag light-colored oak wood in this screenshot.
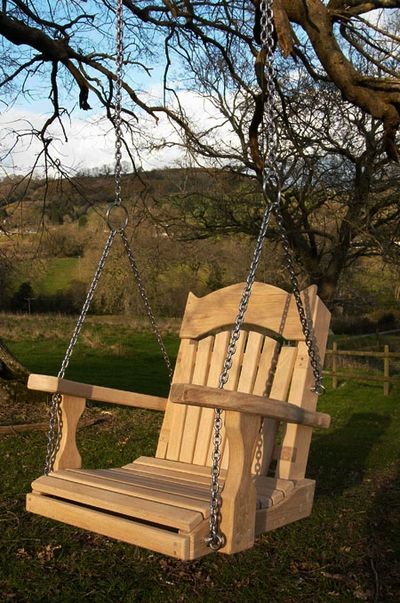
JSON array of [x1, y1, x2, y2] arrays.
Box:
[[180, 283, 317, 340], [46, 469, 211, 515], [119, 464, 215, 487], [179, 335, 214, 464], [169, 384, 331, 429], [278, 295, 331, 480], [219, 330, 248, 469], [133, 456, 227, 478], [27, 493, 190, 559], [31, 475, 203, 531], [192, 330, 230, 466], [255, 479, 315, 534], [157, 338, 197, 460], [28, 374, 167, 411], [219, 411, 260, 554], [54, 395, 85, 470], [253, 345, 298, 474]]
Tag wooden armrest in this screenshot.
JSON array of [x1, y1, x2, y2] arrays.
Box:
[[28, 374, 167, 412], [170, 383, 330, 429]]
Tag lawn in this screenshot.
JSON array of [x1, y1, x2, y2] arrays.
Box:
[[0, 316, 399, 602]]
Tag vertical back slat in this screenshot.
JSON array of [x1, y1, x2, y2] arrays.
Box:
[[179, 336, 214, 463], [277, 298, 330, 480], [255, 346, 298, 474], [157, 284, 330, 481], [192, 331, 230, 466], [156, 338, 197, 459], [219, 331, 248, 469]]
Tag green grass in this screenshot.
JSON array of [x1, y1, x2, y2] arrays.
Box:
[[37, 257, 80, 294], [0, 318, 399, 601]]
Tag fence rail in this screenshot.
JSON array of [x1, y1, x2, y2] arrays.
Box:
[[324, 343, 400, 395]]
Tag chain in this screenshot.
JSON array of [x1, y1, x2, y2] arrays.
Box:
[[44, 231, 117, 475], [260, 0, 278, 183], [206, 0, 323, 551], [120, 230, 173, 382], [114, 0, 124, 208], [44, 0, 173, 473], [206, 0, 277, 554], [113, 0, 172, 381], [206, 201, 273, 551], [259, 1, 324, 394], [268, 192, 324, 394]]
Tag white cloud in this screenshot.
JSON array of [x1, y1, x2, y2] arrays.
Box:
[[0, 88, 240, 175], [0, 85, 244, 173]]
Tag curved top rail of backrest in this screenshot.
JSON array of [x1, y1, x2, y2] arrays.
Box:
[[180, 282, 322, 340]]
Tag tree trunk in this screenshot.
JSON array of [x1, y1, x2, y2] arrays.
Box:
[[0, 337, 46, 424], [0, 339, 29, 381]]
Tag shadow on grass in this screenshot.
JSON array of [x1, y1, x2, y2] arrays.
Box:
[[309, 412, 391, 496], [365, 459, 400, 601]]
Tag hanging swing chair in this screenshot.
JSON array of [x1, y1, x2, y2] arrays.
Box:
[[26, 1, 331, 561]]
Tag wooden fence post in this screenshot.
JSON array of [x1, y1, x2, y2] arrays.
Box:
[[332, 342, 338, 389], [383, 345, 390, 396]]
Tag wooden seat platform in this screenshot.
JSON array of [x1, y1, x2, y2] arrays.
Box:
[[28, 456, 303, 560]]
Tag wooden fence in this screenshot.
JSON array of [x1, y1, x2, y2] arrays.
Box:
[[324, 343, 400, 396]]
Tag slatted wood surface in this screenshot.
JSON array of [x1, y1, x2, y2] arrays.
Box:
[[158, 332, 299, 472], [31, 457, 296, 530]]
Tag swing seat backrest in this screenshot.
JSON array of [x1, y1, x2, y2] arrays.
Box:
[[157, 282, 330, 482]]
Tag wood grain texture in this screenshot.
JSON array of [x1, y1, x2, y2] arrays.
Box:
[[278, 296, 331, 480], [26, 493, 191, 559], [28, 374, 167, 411], [169, 384, 331, 429], [53, 395, 85, 470], [44, 468, 211, 515], [180, 283, 317, 340], [26, 282, 331, 558], [255, 480, 315, 534], [219, 411, 260, 554], [31, 475, 203, 531], [157, 338, 197, 460]]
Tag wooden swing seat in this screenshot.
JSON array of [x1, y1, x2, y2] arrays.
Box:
[[26, 283, 331, 560]]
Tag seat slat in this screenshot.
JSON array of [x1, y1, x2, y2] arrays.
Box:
[[133, 456, 226, 478], [31, 475, 203, 531], [93, 468, 211, 499], [27, 493, 191, 559], [65, 468, 210, 501], [47, 469, 210, 515], [120, 464, 216, 487]]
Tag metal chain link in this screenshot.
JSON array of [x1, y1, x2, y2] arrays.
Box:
[[268, 191, 324, 394], [120, 230, 173, 381], [113, 0, 173, 381], [260, 0, 278, 183], [206, 201, 273, 551], [114, 0, 124, 208], [259, 0, 324, 394], [44, 231, 117, 474]]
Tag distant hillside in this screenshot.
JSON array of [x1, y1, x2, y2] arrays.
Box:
[[0, 167, 253, 231]]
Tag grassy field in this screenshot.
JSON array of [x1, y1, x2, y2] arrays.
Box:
[[0, 315, 399, 602], [36, 258, 81, 294]]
